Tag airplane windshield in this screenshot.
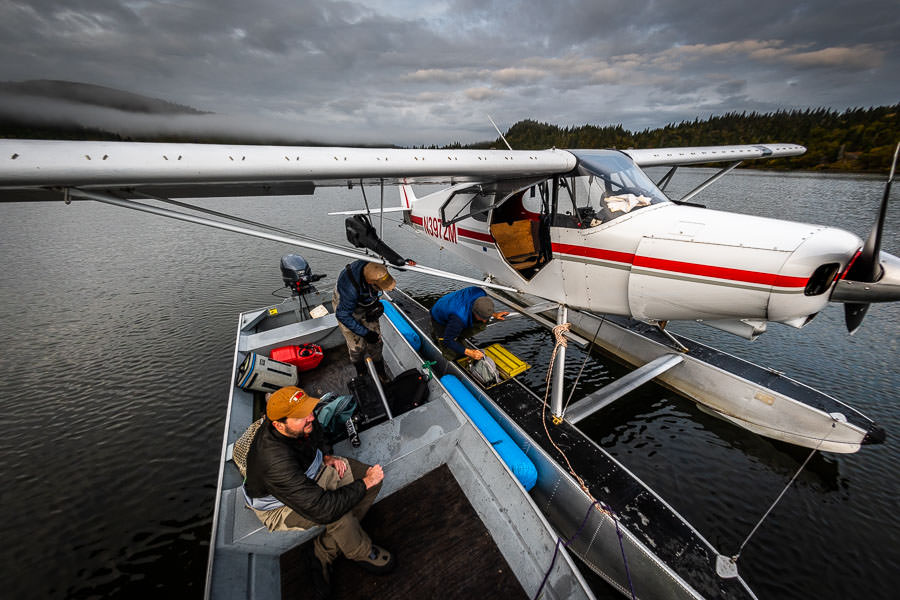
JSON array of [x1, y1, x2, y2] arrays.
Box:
[[557, 150, 669, 228]]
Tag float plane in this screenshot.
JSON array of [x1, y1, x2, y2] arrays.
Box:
[[1, 138, 896, 452]]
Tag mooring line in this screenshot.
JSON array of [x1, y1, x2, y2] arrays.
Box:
[[723, 420, 836, 572]]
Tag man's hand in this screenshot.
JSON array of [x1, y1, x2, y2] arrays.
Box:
[[363, 464, 384, 488], [464, 348, 484, 361], [493, 311, 510, 321], [363, 330, 380, 344], [323, 455, 348, 479]]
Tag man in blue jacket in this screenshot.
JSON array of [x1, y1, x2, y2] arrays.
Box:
[[430, 287, 509, 360], [333, 260, 395, 380]]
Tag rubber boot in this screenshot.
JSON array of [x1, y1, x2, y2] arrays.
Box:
[[373, 359, 391, 384], [353, 360, 367, 378]]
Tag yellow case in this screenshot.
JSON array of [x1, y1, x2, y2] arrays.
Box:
[[483, 343, 529, 378]]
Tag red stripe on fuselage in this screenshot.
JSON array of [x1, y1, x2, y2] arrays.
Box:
[[458, 227, 493, 243], [410, 215, 490, 243], [552, 243, 808, 288], [552, 243, 634, 265]]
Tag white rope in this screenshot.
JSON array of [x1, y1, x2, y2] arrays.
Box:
[[727, 420, 837, 566]]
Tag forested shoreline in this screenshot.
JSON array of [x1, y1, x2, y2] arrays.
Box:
[[454, 105, 899, 172]]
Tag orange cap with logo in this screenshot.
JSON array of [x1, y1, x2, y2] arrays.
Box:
[[266, 386, 320, 421]]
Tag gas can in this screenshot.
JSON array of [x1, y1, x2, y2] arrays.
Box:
[[269, 344, 324, 372]]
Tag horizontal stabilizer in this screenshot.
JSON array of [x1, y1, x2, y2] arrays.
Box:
[[328, 207, 410, 216]]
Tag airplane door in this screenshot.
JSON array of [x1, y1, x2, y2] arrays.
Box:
[[489, 187, 553, 281]]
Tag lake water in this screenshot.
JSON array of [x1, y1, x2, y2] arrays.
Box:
[[0, 168, 897, 599]]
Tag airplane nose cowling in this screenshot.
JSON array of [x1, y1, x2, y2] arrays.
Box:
[[766, 226, 861, 325]]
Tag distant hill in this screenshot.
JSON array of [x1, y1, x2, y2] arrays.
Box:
[[0, 80, 207, 115], [0, 80, 329, 145], [456, 106, 900, 172]]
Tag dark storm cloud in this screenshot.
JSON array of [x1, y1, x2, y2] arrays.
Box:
[[0, 0, 896, 145]]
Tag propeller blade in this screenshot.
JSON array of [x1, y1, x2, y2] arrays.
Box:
[[844, 302, 870, 335], [846, 142, 899, 283], [842, 142, 899, 333]]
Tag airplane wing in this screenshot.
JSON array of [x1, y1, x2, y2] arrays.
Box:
[[623, 143, 805, 167], [0, 139, 576, 201], [0, 139, 806, 201]]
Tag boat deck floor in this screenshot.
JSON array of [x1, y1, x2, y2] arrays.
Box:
[[280, 465, 528, 599]]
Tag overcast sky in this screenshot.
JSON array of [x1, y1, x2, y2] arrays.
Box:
[[0, 0, 897, 145]]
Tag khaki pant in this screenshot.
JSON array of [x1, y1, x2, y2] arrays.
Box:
[[333, 286, 383, 364], [251, 457, 381, 565]]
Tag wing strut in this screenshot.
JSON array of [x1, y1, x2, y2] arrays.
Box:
[[65, 187, 520, 293], [678, 160, 742, 204], [135, 191, 354, 255]]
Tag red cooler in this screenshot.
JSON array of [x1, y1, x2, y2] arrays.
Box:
[[269, 344, 324, 371]]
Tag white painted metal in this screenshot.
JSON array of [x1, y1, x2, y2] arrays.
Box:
[[623, 144, 806, 167], [0, 139, 576, 188]]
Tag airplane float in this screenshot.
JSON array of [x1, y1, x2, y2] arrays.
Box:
[[1, 138, 896, 454]]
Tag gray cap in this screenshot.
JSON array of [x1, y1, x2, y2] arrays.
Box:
[[472, 296, 494, 320]]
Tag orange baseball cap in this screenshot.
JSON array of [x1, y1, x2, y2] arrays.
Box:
[[266, 386, 320, 421]]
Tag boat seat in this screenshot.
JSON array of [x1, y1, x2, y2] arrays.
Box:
[[221, 487, 320, 555], [490, 219, 541, 271]]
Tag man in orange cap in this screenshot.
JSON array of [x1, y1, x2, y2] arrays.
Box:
[[243, 386, 393, 579], [333, 259, 396, 381]]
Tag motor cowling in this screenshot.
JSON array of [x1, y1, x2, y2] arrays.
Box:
[[280, 254, 324, 297]]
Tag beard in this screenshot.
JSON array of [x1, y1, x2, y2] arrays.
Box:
[[280, 419, 313, 438]]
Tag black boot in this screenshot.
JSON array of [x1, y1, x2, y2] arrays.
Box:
[[353, 360, 367, 377], [373, 359, 391, 384]]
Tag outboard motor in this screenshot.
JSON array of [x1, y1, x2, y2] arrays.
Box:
[[280, 254, 325, 298]]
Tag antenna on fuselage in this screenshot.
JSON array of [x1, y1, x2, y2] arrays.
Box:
[[487, 115, 513, 151]]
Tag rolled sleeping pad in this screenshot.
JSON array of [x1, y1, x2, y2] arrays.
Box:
[[380, 299, 421, 351], [440, 374, 537, 491]]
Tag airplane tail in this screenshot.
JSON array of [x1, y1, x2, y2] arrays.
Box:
[[399, 184, 417, 209], [399, 184, 417, 225]]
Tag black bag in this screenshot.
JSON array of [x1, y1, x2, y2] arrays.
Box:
[[384, 369, 430, 414], [348, 375, 387, 426]]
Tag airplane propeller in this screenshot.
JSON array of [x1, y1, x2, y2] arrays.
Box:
[[843, 142, 899, 334]]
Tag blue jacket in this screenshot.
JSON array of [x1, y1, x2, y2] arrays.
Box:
[[335, 260, 381, 337], [430, 287, 487, 354]]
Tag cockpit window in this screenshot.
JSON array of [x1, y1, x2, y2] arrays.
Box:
[[557, 150, 670, 228]]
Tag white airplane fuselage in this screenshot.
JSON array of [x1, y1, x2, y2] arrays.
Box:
[[405, 184, 862, 335]]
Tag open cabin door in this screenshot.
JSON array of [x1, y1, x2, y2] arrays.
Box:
[[487, 181, 554, 281]]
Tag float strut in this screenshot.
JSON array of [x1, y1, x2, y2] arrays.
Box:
[[551, 305, 567, 420]]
